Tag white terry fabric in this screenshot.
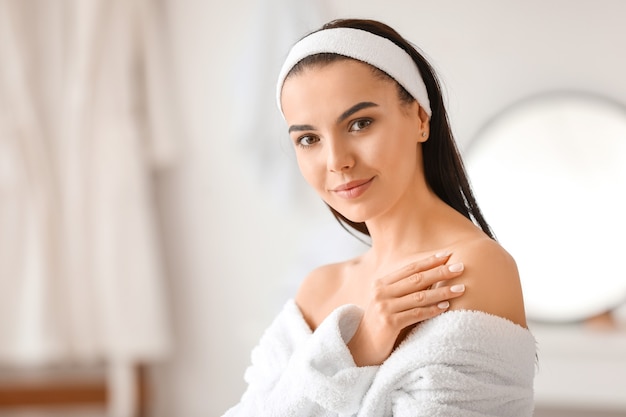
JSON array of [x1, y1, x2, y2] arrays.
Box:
[[276, 28, 432, 117], [223, 299, 536, 417]]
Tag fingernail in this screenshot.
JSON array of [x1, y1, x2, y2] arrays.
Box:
[[435, 251, 451, 258], [448, 263, 464, 273], [438, 301, 450, 309], [450, 284, 465, 293]]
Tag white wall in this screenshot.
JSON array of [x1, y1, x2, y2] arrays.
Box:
[[152, 1, 626, 416]]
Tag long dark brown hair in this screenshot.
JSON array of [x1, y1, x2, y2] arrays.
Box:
[[285, 19, 495, 240]]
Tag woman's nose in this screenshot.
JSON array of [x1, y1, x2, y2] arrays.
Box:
[[326, 140, 355, 172]]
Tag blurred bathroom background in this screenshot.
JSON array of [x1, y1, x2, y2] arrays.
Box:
[[1, 0, 625, 416]]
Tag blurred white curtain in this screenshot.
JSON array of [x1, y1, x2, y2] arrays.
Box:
[[0, 0, 176, 413]]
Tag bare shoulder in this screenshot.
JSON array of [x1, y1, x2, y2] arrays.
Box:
[[447, 236, 528, 328], [294, 261, 346, 330]]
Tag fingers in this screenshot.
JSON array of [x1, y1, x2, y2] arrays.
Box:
[[392, 302, 452, 330], [381, 251, 453, 286], [384, 283, 465, 330], [387, 260, 464, 297], [362, 252, 466, 342], [393, 282, 465, 312]]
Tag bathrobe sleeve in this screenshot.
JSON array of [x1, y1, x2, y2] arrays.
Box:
[[222, 300, 379, 416], [357, 310, 537, 417]]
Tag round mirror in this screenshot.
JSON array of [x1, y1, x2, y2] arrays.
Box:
[[465, 92, 626, 322]]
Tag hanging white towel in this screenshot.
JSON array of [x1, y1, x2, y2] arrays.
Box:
[[223, 299, 536, 416]]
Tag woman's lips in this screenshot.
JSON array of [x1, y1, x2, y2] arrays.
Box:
[[331, 177, 374, 199]]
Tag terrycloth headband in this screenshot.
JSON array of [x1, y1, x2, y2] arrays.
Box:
[[276, 27, 432, 117]]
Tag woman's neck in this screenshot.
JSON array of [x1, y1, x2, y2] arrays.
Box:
[[363, 190, 465, 270]]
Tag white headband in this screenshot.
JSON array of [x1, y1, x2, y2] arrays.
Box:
[[276, 27, 431, 117]]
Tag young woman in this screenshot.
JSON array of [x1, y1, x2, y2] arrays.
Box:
[[224, 18, 536, 416]]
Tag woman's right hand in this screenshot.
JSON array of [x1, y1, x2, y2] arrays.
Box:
[[347, 252, 465, 366]]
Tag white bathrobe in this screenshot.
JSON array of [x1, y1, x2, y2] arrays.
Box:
[[224, 300, 536, 416], [0, 1, 177, 415], [0, 0, 175, 366]]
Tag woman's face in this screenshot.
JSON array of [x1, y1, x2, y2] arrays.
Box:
[[280, 59, 430, 224]]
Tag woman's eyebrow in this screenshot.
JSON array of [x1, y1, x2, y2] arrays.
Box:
[[287, 101, 379, 133], [288, 124, 315, 133], [336, 101, 378, 124]]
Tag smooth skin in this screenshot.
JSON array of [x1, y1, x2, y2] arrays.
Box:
[[281, 60, 527, 367]]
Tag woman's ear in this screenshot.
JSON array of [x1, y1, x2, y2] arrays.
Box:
[[404, 100, 430, 143], [416, 105, 430, 142]]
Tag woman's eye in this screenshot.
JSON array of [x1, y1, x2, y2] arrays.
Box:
[[297, 135, 319, 147], [349, 118, 372, 132]]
